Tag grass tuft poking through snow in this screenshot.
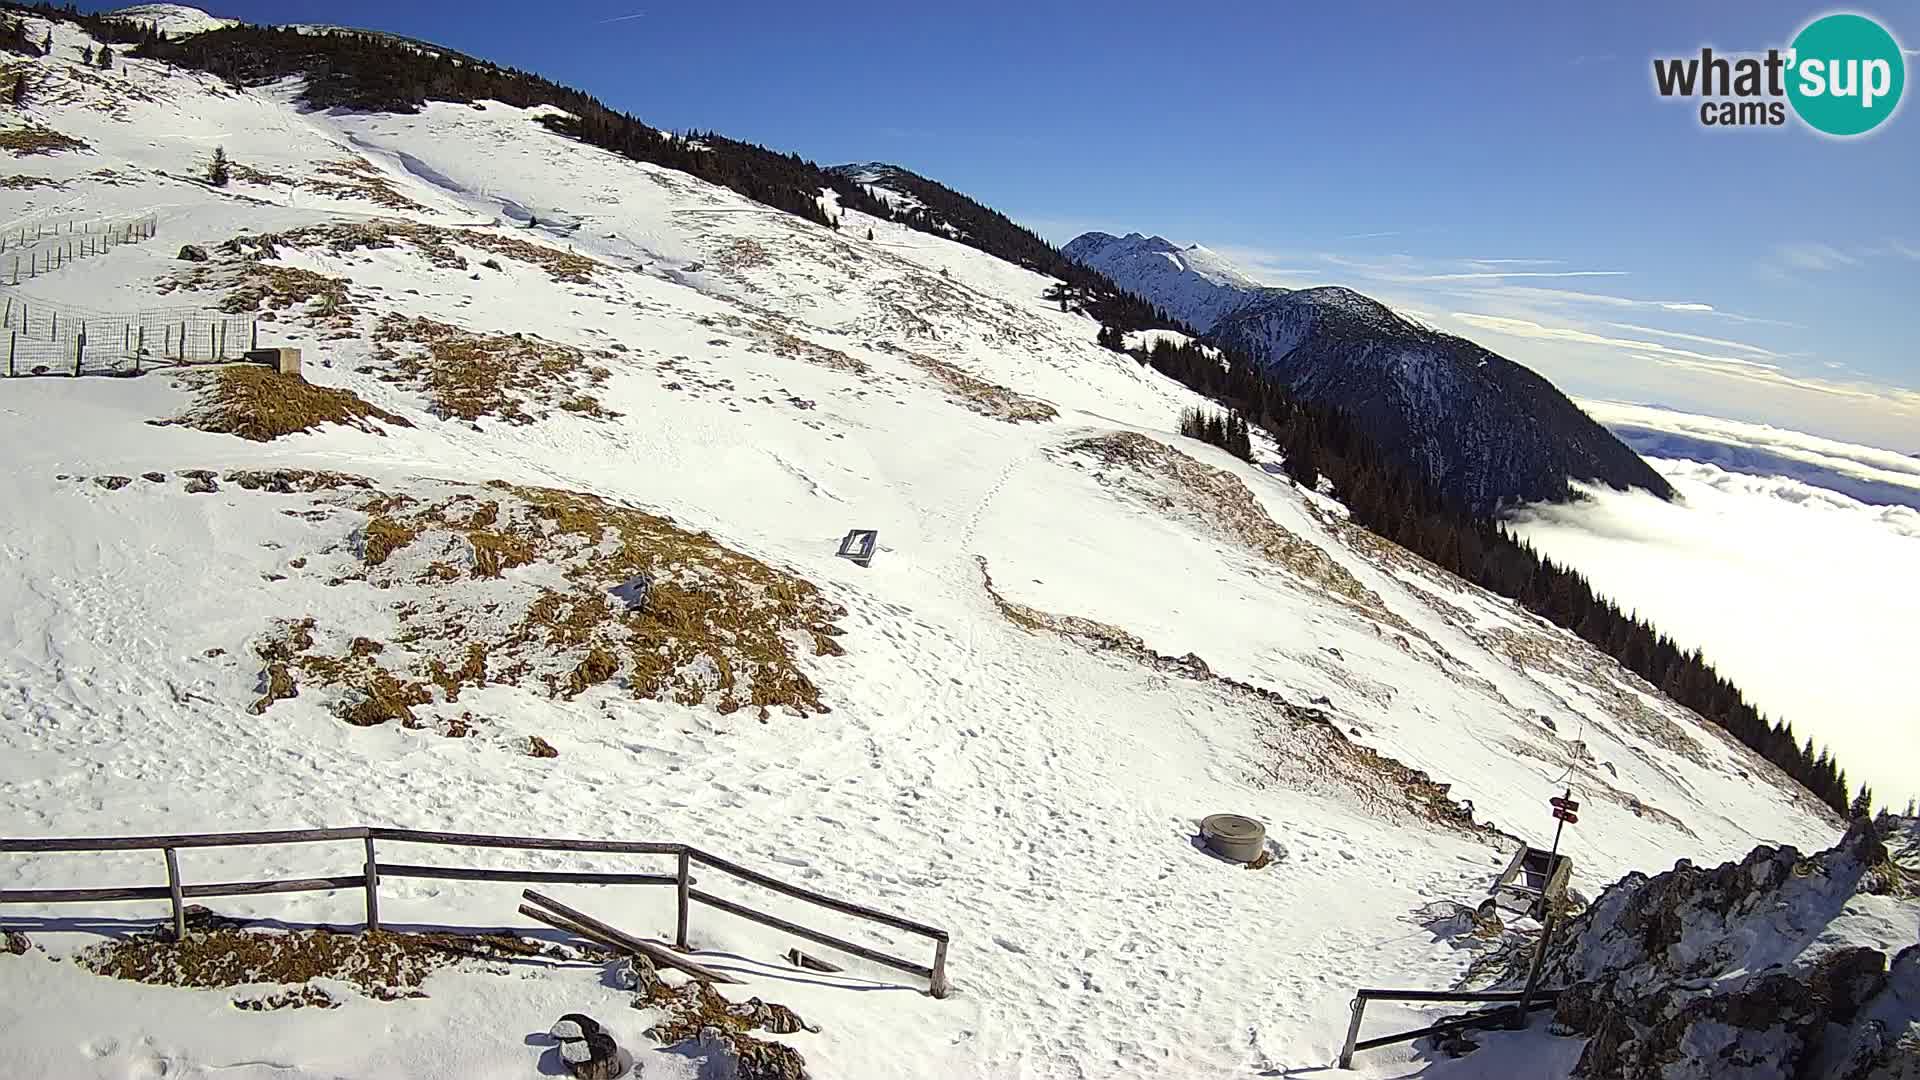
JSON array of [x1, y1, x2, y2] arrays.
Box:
[[158, 365, 412, 442]]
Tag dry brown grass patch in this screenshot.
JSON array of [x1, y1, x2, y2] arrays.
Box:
[[156, 366, 411, 442], [304, 157, 430, 212], [80, 925, 580, 1001], [372, 314, 614, 424], [0, 124, 88, 156], [247, 481, 847, 726], [906, 351, 1056, 423], [0, 174, 64, 189]]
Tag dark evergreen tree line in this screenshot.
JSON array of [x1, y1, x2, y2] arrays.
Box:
[[1135, 336, 1864, 818], [1178, 406, 1252, 462]]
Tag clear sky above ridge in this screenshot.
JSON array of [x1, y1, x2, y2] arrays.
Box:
[[102, 1, 1920, 450]]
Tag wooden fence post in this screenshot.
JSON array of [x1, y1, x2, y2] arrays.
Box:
[[73, 325, 84, 376], [930, 938, 951, 998], [362, 836, 379, 933], [675, 849, 691, 950], [134, 327, 143, 374], [163, 847, 185, 942], [7, 331, 14, 378]]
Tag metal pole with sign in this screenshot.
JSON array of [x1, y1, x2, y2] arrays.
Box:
[[1512, 791, 1579, 1028]]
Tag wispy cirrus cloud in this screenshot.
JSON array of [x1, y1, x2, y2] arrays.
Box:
[[1451, 313, 1782, 371], [1774, 242, 1860, 272], [1764, 238, 1920, 279], [594, 10, 647, 23], [1410, 269, 1630, 281], [1603, 322, 1784, 358]]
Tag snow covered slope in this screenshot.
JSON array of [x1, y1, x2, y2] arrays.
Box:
[[0, 12, 1848, 1079]]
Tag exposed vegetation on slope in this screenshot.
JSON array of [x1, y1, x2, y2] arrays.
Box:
[[371, 315, 615, 423], [242, 480, 848, 729], [158, 365, 412, 442], [81, 922, 583, 1002]]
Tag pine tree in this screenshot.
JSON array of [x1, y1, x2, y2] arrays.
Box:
[[42, 31, 51, 54], [10, 75, 25, 108], [866, 227, 873, 241], [81, 44, 93, 65], [1848, 787, 1873, 820], [97, 45, 113, 69], [207, 145, 230, 187]]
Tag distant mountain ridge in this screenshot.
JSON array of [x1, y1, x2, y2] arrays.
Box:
[[1064, 231, 1674, 511]]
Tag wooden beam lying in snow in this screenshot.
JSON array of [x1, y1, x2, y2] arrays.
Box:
[[520, 889, 742, 984]]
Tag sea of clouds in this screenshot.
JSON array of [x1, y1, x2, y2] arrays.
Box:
[[1509, 402, 1920, 810]]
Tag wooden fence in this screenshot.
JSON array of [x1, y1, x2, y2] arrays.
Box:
[[0, 827, 951, 997]]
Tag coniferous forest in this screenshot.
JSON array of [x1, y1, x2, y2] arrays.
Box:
[[14, 1, 1860, 818]]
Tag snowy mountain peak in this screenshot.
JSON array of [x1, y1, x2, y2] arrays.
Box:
[[107, 3, 236, 35]]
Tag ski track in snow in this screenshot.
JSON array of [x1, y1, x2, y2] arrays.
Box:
[[0, 12, 1846, 1079]]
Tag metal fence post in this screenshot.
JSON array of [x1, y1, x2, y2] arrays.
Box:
[[134, 327, 143, 374], [163, 848, 186, 941], [362, 836, 379, 933], [675, 849, 691, 949], [73, 325, 84, 376], [7, 331, 14, 377]]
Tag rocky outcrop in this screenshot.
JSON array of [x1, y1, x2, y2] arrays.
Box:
[[1507, 816, 1919, 1079]]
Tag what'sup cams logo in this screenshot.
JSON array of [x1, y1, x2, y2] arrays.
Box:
[[1654, 12, 1906, 136]]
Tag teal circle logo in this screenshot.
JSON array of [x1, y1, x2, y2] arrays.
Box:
[[1787, 13, 1905, 136]]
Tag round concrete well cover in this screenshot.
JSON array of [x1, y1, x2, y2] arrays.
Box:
[[1200, 813, 1266, 863]]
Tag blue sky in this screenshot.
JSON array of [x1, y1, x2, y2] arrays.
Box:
[[113, 1, 1920, 449]]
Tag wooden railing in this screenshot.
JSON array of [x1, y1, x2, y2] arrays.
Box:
[[0, 827, 951, 997]]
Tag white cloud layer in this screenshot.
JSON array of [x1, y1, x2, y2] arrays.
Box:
[[1508, 415, 1920, 808]]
